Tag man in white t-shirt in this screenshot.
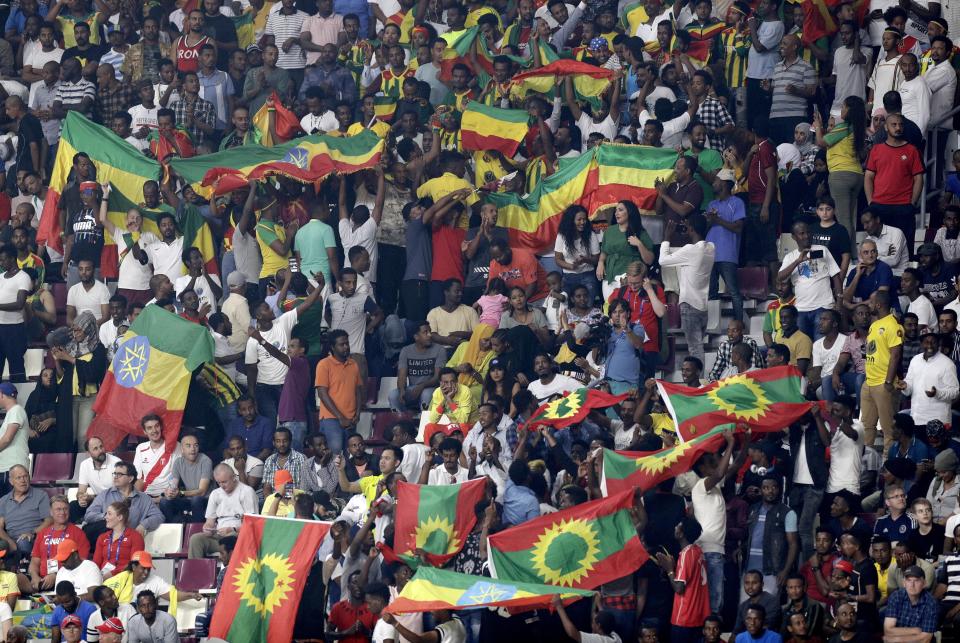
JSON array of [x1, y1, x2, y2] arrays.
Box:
[[527, 354, 582, 403], [778, 220, 842, 341], [897, 53, 931, 132], [691, 428, 740, 615], [564, 73, 621, 142], [245, 282, 322, 423], [818, 397, 864, 498], [98, 296, 129, 361], [138, 212, 184, 281], [54, 539, 103, 598], [85, 585, 137, 642], [133, 415, 181, 500], [75, 437, 121, 521], [173, 247, 222, 313], [899, 268, 937, 331], [188, 463, 258, 558], [811, 310, 848, 401], [339, 191, 380, 287], [66, 259, 111, 326], [0, 244, 32, 381], [223, 435, 263, 491], [898, 331, 960, 426]]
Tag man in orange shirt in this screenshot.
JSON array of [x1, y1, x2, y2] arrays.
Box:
[[315, 329, 363, 454], [487, 238, 548, 302]]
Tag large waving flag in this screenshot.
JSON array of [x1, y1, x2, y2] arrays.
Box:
[[586, 144, 678, 215], [488, 490, 647, 589], [393, 478, 488, 567], [87, 305, 214, 451], [600, 425, 731, 496], [439, 27, 480, 81], [171, 130, 384, 195], [210, 515, 331, 643], [526, 388, 630, 430], [656, 366, 814, 442], [386, 567, 594, 614], [461, 103, 530, 157], [37, 113, 158, 276]]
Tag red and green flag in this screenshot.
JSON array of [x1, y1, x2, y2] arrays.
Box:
[[209, 515, 330, 643], [526, 388, 630, 430], [392, 478, 488, 567], [600, 425, 731, 496], [386, 567, 594, 614], [87, 305, 214, 452], [461, 103, 530, 157], [487, 490, 647, 589], [656, 365, 814, 442]]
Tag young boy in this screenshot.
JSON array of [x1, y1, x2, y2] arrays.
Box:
[[128, 79, 159, 143], [154, 58, 180, 107]]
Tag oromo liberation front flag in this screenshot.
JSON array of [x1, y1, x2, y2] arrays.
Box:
[[210, 515, 330, 643], [393, 478, 488, 567], [600, 425, 732, 496], [656, 365, 814, 442], [386, 567, 594, 614], [526, 388, 630, 429], [87, 305, 214, 452], [488, 490, 647, 589]]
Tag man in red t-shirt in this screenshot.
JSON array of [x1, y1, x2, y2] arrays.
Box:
[[864, 112, 925, 258], [744, 129, 779, 283], [327, 570, 377, 643], [798, 527, 837, 605], [656, 517, 712, 643], [608, 261, 666, 380], [487, 238, 548, 302]]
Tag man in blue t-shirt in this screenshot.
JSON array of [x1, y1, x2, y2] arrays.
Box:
[[50, 581, 97, 643], [735, 605, 783, 643]]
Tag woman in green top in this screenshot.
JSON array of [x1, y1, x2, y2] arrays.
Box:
[[597, 200, 654, 300], [814, 95, 867, 253]]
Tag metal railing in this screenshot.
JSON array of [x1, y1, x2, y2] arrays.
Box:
[[920, 104, 960, 229]]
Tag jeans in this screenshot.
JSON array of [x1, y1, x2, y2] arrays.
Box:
[[797, 307, 829, 341], [745, 77, 772, 130], [788, 484, 825, 561], [680, 302, 707, 364], [377, 243, 405, 316], [869, 202, 917, 260], [0, 322, 27, 382], [704, 551, 725, 614], [400, 279, 430, 321], [388, 386, 434, 412], [821, 371, 864, 404], [562, 271, 600, 305], [606, 606, 637, 643], [281, 421, 308, 452], [769, 116, 805, 145], [537, 253, 560, 275], [159, 495, 209, 523], [709, 261, 743, 324], [744, 202, 781, 265], [460, 609, 481, 643], [828, 171, 863, 253], [254, 383, 283, 426], [641, 350, 661, 383], [319, 418, 346, 454], [214, 402, 238, 446]]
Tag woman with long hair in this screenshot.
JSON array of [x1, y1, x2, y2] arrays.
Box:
[[481, 358, 521, 417], [92, 501, 145, 578], [500, 287, 551, 349], [554, 205, 600, 302], [597, 200, 654, 300], [815, 96, 867, 252]]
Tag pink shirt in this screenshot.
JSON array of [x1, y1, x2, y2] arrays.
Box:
[[475, 294, 507, 328], [301, 13, 344, 65]]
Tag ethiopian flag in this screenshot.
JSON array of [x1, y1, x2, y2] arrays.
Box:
[[600, 425, 731, 496], [231, 10, 255, 49], [252, 92, 303, 146], [586, 144, 678, 215], [393, 478, 487, 567], [656, 365, 814, 442], [461, 103, 529, 157], [87, 305, 214, 452], [527, 388, 630, 430], [36, 113, 160, 275], [386, 567, 593, 614], [170, 130, 384, 195], [488, 490, 647, 589], [509, 59, 613, 105], [210, 515, 330, 643]]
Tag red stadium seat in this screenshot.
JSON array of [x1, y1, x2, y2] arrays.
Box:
[[366, 377, 380, 406], [368, 412, 413, 447], [41, 487, 65, 499], [737, 267, 770, 302], [173, 523, 207, 558], [32, 453, 74, 485], [176, 559, 217, 591]]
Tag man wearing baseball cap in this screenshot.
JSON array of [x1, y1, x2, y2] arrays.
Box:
[[60, 614, 84, 643], [95, 617, 124, 643], [54, 538, 103, 599], [0, 382, 27, 497], [883, 564, 938, 638]]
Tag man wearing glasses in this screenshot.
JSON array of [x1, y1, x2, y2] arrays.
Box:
[[81, 462, 163, 546], [188, 463, 258, 559], [874, 485, 918, 546]]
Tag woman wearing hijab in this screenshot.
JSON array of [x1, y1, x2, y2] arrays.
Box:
[[50, 311, 107, 450], [25, 368, 62, 454]]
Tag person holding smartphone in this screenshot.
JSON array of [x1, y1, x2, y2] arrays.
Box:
[[777, 220, 843, 341]]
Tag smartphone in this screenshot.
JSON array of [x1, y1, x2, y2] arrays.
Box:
[[809, 249, 824, 259]]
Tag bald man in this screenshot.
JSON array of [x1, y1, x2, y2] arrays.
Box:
[[768, 33, 817, 144], [4, 96, 45, 177]]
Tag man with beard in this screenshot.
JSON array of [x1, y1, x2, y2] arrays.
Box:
[[865, 113, 924, 255], [71, 438, 120, 523]]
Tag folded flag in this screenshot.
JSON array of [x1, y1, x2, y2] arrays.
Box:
[[210, 515, 331, 643], [656, 365, 813, 442], [488, 490, 647, 589], [461, 103, 529, 157], [231, 10, 256, 49], [510, 59, 613, 105], [385, 567, 594, 614], [393, 478, 488, 567], [526, 388, 630, 430], [252, 92, 303, 146], [600, 425, 732, 496], [87, 305, 214, 452]]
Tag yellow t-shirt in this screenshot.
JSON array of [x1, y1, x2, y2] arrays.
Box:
[[774, 329, 813, 365], [875, 562, 889, 601], [650, 413, 676, 437], [346, 120, 392, 139], [825, 124, 863, 174], [0, 571, 19, 602], [256, 220, 288, 279], [866, 313, 903, 386], [416, 173, 477, 228], [262, 489, 306, 516], [358, 474, 383, 504]]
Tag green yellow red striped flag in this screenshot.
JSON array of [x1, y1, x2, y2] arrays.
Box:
[[372, 96, 397, 122], [586, 143, 679, 215], [230, 10, 255, 49], [88, 305, 214, 451], [385, 567, 593, 614], [461, 103, 529, 156]]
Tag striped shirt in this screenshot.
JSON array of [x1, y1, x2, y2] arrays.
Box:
[[53, 78, 95, 120], [198, 68, 232, 129], [770, 57, 816, 119], [941, 554, 960, 604], [265, 9, 308, 69], [721, 27, 750, 89]]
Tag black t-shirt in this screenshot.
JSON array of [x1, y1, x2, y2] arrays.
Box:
[[203, 14, 238, 69], [463, 226, 509, 289], [851, 557, 880, 630], [14, 114, 43, 173], [810, 222, 852, 269], [66, 207, 104, 266], [920, 262, 958, 305], [62, 43, 106, 67], [906, 523, 946, 562]]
